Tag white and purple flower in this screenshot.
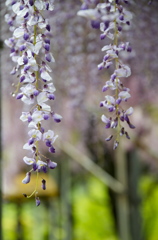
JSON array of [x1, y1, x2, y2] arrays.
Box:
[[78, 0, 134, 149], [5, 0, 61, 205]]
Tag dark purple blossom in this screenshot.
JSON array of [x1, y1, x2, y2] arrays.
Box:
[[43, 114, 49, 120], [16, 93, 23, 99], [49, 146, 56, 153], [23, 33, 29, 41], [45, 139, 52, 147], [28, 138, 35, 145], [44, 44, 50, 51], [41, 179, 46, 190], [46, 24, 51, 31]]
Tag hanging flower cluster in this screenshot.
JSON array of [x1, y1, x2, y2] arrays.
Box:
[[5, 0, 62, 206], [78, 0, 135, 149]]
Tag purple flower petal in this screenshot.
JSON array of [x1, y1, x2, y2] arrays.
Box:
[[20, 75, 25, 82], [113, 141, 119, 150], [46, 139, 52, 147], [41, 179, 46, 190], [35, 197, 40, 206], [48, 94, 55, 100], [105, 135, 113, 141], [44, 44, 50, 51], [46, 24, 50, 31], [28, 138, 35, 145], [46, 159, 57, 169], [23, 33, 29, 41], [125, 131, 130, 139], [43, 114, 49, 120], [29, 0, 34, 6], [16, 93, 23, 99], [49, 146, 56, 153], [33, 163, 38, 171]]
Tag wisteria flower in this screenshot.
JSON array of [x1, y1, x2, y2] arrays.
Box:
[[78, 0, 134, 149], [43, 130, 58, 148], [5, 0, 62, 205], [22, 172, 31, 184]]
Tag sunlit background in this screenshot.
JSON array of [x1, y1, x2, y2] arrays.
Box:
[[1, 0, 158, 240]]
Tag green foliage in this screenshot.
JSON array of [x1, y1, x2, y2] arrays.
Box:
[[3, 201, 49, 240], [140, 175, 158, 240], [73, 176, 118, 240], [2, 203, 17, 240], [3, 175, 158, 240]]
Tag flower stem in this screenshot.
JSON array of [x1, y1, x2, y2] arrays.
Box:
[[27, 171, 39, 198]]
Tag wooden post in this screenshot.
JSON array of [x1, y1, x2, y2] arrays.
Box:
[[0, 1, 2, 239], [115, 142, 131, 240], [128, 150, 142, 240], [16, 203, 23, 240], [60, 158, 72, 240]]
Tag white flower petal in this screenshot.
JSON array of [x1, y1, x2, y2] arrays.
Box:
[[37, 92, 48, 104], [100, 22, 105, 32], [23, 143, 35, 151], [32, 111, 43, 123], [102, 44, 112, 52], [13, 27, 25, 38], [21, 95, 35, 105], [119, 91, 131, 100], [20, 112, 30, 122], [28, 122, 37, 128], [78, 9, 98, 19], [40, 103, 51, 111], [41, 70, 52, 81], [23, 156, 35, 165], [115, 65, 131, 78], [125, 107, 134, 116], [34, 0, 44, 10], [105, 95, 115, 105], [43, 130, 54, 140], [12, 2, 20, 14], [17, 7, 28, 17], [34, 41, 43, 54], [28, 129, 42, 140], [37, 160, 47, 166], [101, 115, 109, 123], [27, 15, 38, 26], [17, 56, 24, 65], [38, 22, 47, 29]]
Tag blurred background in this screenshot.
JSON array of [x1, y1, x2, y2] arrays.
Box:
[[1, 0, 158, 240]]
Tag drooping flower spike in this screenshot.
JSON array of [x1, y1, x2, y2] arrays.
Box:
[[5, 0, 62, 205], [78, 0, 135, 149]]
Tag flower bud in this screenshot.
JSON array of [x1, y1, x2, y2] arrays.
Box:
[[35, 197, 40, 206], [41, 179, 46, 190], [22, 172, 31, 184]]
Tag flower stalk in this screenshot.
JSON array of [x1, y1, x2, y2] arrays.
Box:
[[78, 0, 135, 149], [5, 0, 62, 205]]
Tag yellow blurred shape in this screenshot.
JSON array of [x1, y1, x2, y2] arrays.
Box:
[[3, 173, 58, 201]]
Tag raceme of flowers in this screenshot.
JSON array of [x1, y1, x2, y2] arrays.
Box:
[[5, 0, 62, 206], [78, 0, 135, 149]]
